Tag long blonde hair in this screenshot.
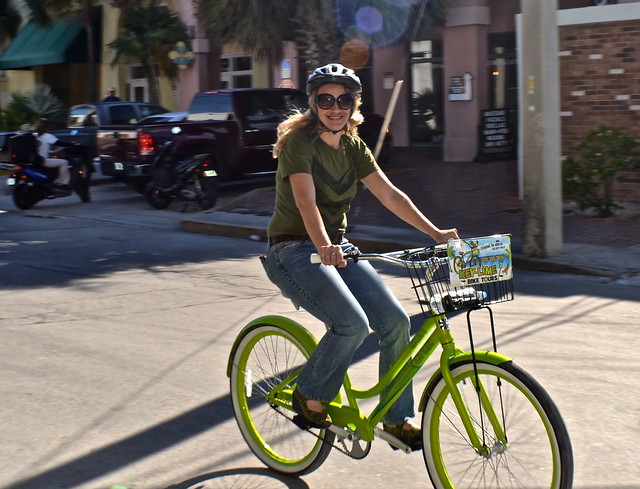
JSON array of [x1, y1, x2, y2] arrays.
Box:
[[272, 88, 364, 158]]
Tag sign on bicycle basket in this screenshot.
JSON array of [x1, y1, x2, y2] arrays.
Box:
[[447, 235, 512, 287]]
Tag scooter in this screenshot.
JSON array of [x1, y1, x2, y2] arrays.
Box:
[[145, 140, 219, 210], [6, 132, 92, 210]]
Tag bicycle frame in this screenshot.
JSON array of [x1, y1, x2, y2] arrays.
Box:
[[336, 312, 513, 452], [229, 311, 512, 453]]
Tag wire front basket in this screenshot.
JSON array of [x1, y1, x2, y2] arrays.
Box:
[[404, 235, 514, 317]]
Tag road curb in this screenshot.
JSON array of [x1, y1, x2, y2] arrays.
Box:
[[181, 212, 622, 279]]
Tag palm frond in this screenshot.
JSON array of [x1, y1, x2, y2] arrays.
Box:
[[26, 84, 66, 122], [0, 0, 22, 41]]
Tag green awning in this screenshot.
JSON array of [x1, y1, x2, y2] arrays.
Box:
[[0, 21, 86, 70]]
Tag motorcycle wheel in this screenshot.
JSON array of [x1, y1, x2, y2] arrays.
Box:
[[196, 178, 219, 210], [13, 184, 38, 210], [146, 184, 172, 209], [130, 179, 149, 195], [75, 176, 91, 203]]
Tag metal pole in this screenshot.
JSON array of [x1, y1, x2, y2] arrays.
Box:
[[374, 80, 404, 161], [519, 0, 563, 257]]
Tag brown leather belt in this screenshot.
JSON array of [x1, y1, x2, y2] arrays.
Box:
[[268, 233, 344, 248]]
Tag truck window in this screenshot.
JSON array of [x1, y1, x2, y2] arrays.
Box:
[[139, 105, 169, 119], [187, 94, 234, 121], [242, 94, 282, 123], [108, 105, 138, 125], [283, 93, 308, 113], [68, 107, 97, 127], [240, 91, 308, 123]]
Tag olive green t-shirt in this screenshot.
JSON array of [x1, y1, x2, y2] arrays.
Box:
[[267, 130, 380, 237]]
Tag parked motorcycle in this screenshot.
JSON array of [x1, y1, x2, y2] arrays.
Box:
[[6, 133, 92, 210], [145, 140, 219, 210]]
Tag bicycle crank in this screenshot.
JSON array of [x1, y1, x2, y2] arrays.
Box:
[[328, 423, 371, 459], [275, 406, 371, 459]]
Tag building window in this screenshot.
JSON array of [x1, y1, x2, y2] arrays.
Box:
[[131, 66, 145, 79], [488, 33, 518, 110], [128, 65, 148, 102], [410, 39, 445, 145], [221, 54, 253, 88]]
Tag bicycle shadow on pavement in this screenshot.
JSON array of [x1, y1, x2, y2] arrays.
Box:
[[165, 467, 309, 489], [5, 332, 416, 489], [3, 398, 229, 489]]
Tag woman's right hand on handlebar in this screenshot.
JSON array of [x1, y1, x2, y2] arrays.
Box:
[[317, 244, 347, 268]]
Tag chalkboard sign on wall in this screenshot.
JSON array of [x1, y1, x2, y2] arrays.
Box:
[[475, 109, 516, 161]]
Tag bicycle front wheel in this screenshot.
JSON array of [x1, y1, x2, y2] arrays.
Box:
[[229, 323, 334, 475], [422, 360, 573, 489]]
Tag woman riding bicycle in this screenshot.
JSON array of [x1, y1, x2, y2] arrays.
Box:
[[262, 63, 458, 447]]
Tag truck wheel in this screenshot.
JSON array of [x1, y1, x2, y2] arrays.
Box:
[[146, 184, 172, 209], [13, 184, 37, 210]]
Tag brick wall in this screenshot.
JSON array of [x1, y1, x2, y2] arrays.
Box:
[[559, 19, 640, 204]]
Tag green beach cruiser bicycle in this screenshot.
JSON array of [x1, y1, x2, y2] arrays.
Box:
[[228, 234, 574, 488]]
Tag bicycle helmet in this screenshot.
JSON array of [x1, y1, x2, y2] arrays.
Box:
[[306, 63, 362, 96]]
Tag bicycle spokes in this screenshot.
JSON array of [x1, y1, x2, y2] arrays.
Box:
[[424, 361, 571, 489]]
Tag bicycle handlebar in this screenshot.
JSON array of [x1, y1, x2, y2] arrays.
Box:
[[310, 236, 514, 315], [309, 244, 449, 267]]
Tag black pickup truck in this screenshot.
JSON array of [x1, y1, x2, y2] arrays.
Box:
[[54, 101, 169, 165], [95, 88, 392, 191]]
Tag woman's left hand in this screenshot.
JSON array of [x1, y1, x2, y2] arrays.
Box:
[[434, 228, 460, 243]]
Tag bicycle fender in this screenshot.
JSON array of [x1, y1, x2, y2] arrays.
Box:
[[226, 315, 319, 378], [418, 350, 512, 412]]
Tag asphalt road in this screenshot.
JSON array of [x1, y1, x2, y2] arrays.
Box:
[[1, 177, 639, 489]]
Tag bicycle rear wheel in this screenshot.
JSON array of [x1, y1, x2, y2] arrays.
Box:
[[229, 324, 334, 475], [422, 360, 573, 489]]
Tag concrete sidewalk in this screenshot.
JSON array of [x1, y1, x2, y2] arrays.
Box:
[[181, 148, 640, 281]]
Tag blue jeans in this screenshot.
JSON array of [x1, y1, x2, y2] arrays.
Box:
[[262, 238, 414, 425]]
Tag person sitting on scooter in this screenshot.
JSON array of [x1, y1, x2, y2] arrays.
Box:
[[34, 118, 74, 189]]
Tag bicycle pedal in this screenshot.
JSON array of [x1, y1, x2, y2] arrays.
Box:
[[292, 414, 313, 431], [388, 438, 423, 452]]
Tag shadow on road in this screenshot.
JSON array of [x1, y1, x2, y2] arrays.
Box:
[[165, 467, 309, 489], [4, 398, 226, 489], [4, 314, 419, 489]]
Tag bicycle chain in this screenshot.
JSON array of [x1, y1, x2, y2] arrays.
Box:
[[271, 405, 368, 459]]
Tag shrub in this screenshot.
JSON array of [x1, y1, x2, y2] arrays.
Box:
[[562, 125, 640, 217], [2, 91, 29, 130], [1, 84, 67, 131]]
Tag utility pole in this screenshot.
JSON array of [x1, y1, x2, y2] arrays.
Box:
[[519, 0, 563, 256]]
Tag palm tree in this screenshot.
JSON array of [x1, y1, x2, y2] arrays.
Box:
[[109, 0, 133, 16], [0, 0, 22, 45], [410, 0, 451, 39], [197, 0, 451, 77], [292, 0, 342, 72], [197, 0, 299, 64], [107, 0, 191, 105]]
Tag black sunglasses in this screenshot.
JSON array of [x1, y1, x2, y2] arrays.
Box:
[[316, 93, 355, 110]]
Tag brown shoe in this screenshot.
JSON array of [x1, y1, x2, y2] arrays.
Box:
[[292, 388, 332, 429], [383, 421, 423, 451]]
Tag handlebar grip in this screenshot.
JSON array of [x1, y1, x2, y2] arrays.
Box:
[[310, 253, 321, 264]]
